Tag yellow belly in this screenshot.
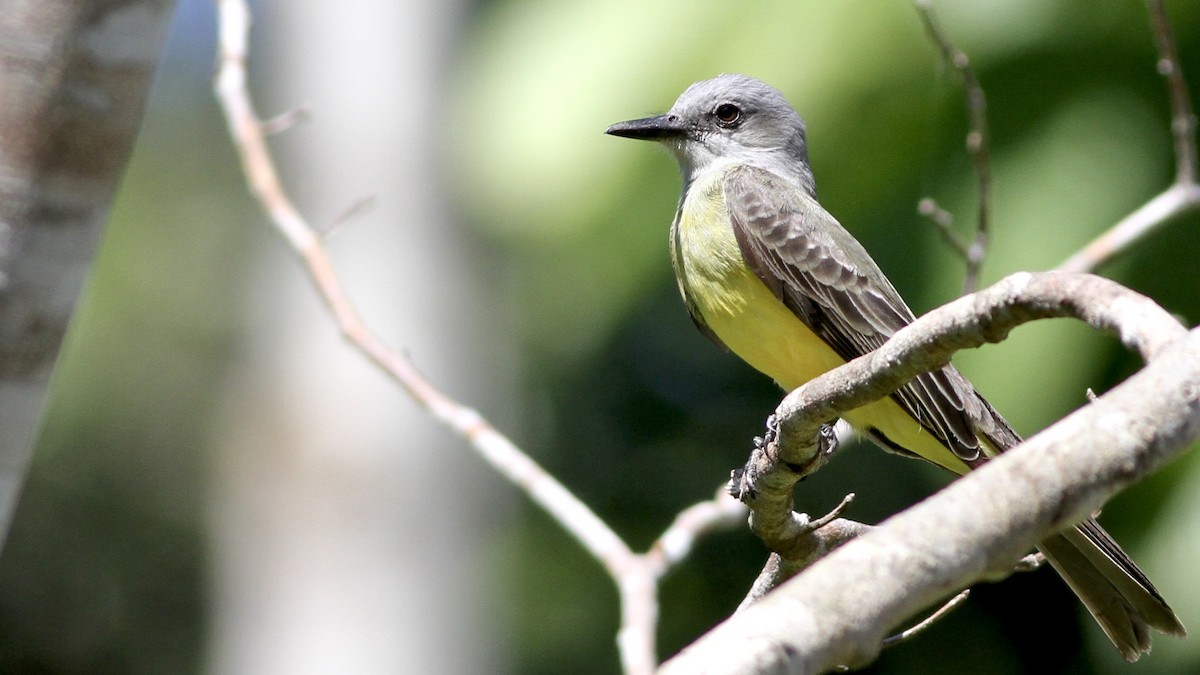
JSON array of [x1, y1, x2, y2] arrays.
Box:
[[674, 171, 967, 473]]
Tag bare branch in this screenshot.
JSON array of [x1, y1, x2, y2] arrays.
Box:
[[746, 272, 1187, 495], [649, 489, 747, 572], [322, 195, 377, 240], [1058, 0, 1200, 272], [213, 4, 751, 673], [215, 0, 636, 634], [259, 105, 311, 136], [660, 280, 1200, 674], [1059, 183, 1200, 272], [915, 0, 993, 294]]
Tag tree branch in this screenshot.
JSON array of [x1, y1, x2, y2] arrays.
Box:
[[661, 275, 1199, 674], [216, 0, 626, 568], [721, 272, 1187, 666], [1058, 0, 1200, 273], [215, 0, 629, 621], [748, 272, 1186, 484], [915, 0, 993, 294]]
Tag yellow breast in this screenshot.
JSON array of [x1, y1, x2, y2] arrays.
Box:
[[673, 167, 968, 474], [674, 169, 846, 390]]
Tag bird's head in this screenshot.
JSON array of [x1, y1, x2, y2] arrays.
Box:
[[606, 74, 814, 193]]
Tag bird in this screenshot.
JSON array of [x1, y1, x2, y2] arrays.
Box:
[[605, 73, 1185, 660]]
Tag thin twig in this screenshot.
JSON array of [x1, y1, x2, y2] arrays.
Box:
[[1013, 552, 1045, 573], [1058, 183, 1200, 272], [321, 195, 376, 240], [809, 493, 855, 531], [260, 104, 311, 135], [880, 590, 971, 648], [1148, 0, 1198, 185], [915, 0, 993, 294], [919, 197, 969, 258], [1058, 0, 1200, 272]]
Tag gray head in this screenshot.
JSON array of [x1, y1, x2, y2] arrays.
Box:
[[606, 74, 814, 194]]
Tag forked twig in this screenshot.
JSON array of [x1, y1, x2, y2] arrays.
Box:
[[915, 0, 993, 294], [1058, 0, 1200, 272], [919, 197, 969, 259]]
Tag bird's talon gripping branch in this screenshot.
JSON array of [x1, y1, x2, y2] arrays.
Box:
[[818, 422, 839, 459], [732, 416, 841, 501], [730, 414, 779, 500], [728, 468, 756, 501]]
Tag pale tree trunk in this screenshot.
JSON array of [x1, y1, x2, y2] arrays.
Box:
[[0, 0, 175, 546], [207, 1, 504, 673]]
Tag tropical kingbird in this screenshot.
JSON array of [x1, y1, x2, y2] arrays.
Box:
[[606, 73, 1183, 660]]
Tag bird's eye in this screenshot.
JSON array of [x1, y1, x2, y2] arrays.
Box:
[[714, 103, 742, 127]]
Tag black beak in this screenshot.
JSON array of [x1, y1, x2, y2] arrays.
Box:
[[605, 114, 686, 140]]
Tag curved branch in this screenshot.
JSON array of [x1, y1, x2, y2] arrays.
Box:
[[661, 276, 1199, 674], [729, 272, 1186, 627], [762, 271, 1185, 472], [1058, 0, 1200, 273], [213, 4, 749, 673]]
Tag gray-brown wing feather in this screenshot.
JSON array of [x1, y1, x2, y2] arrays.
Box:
[[719, 167, 1185, 654], [718, 164, 1182, 652], [723, 164, 990, 461]]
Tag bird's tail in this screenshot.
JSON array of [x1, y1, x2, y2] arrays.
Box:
[[1038, 518, 1186, 661]]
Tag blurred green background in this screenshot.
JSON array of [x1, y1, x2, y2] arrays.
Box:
[[1, 0, 1199, 673]]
